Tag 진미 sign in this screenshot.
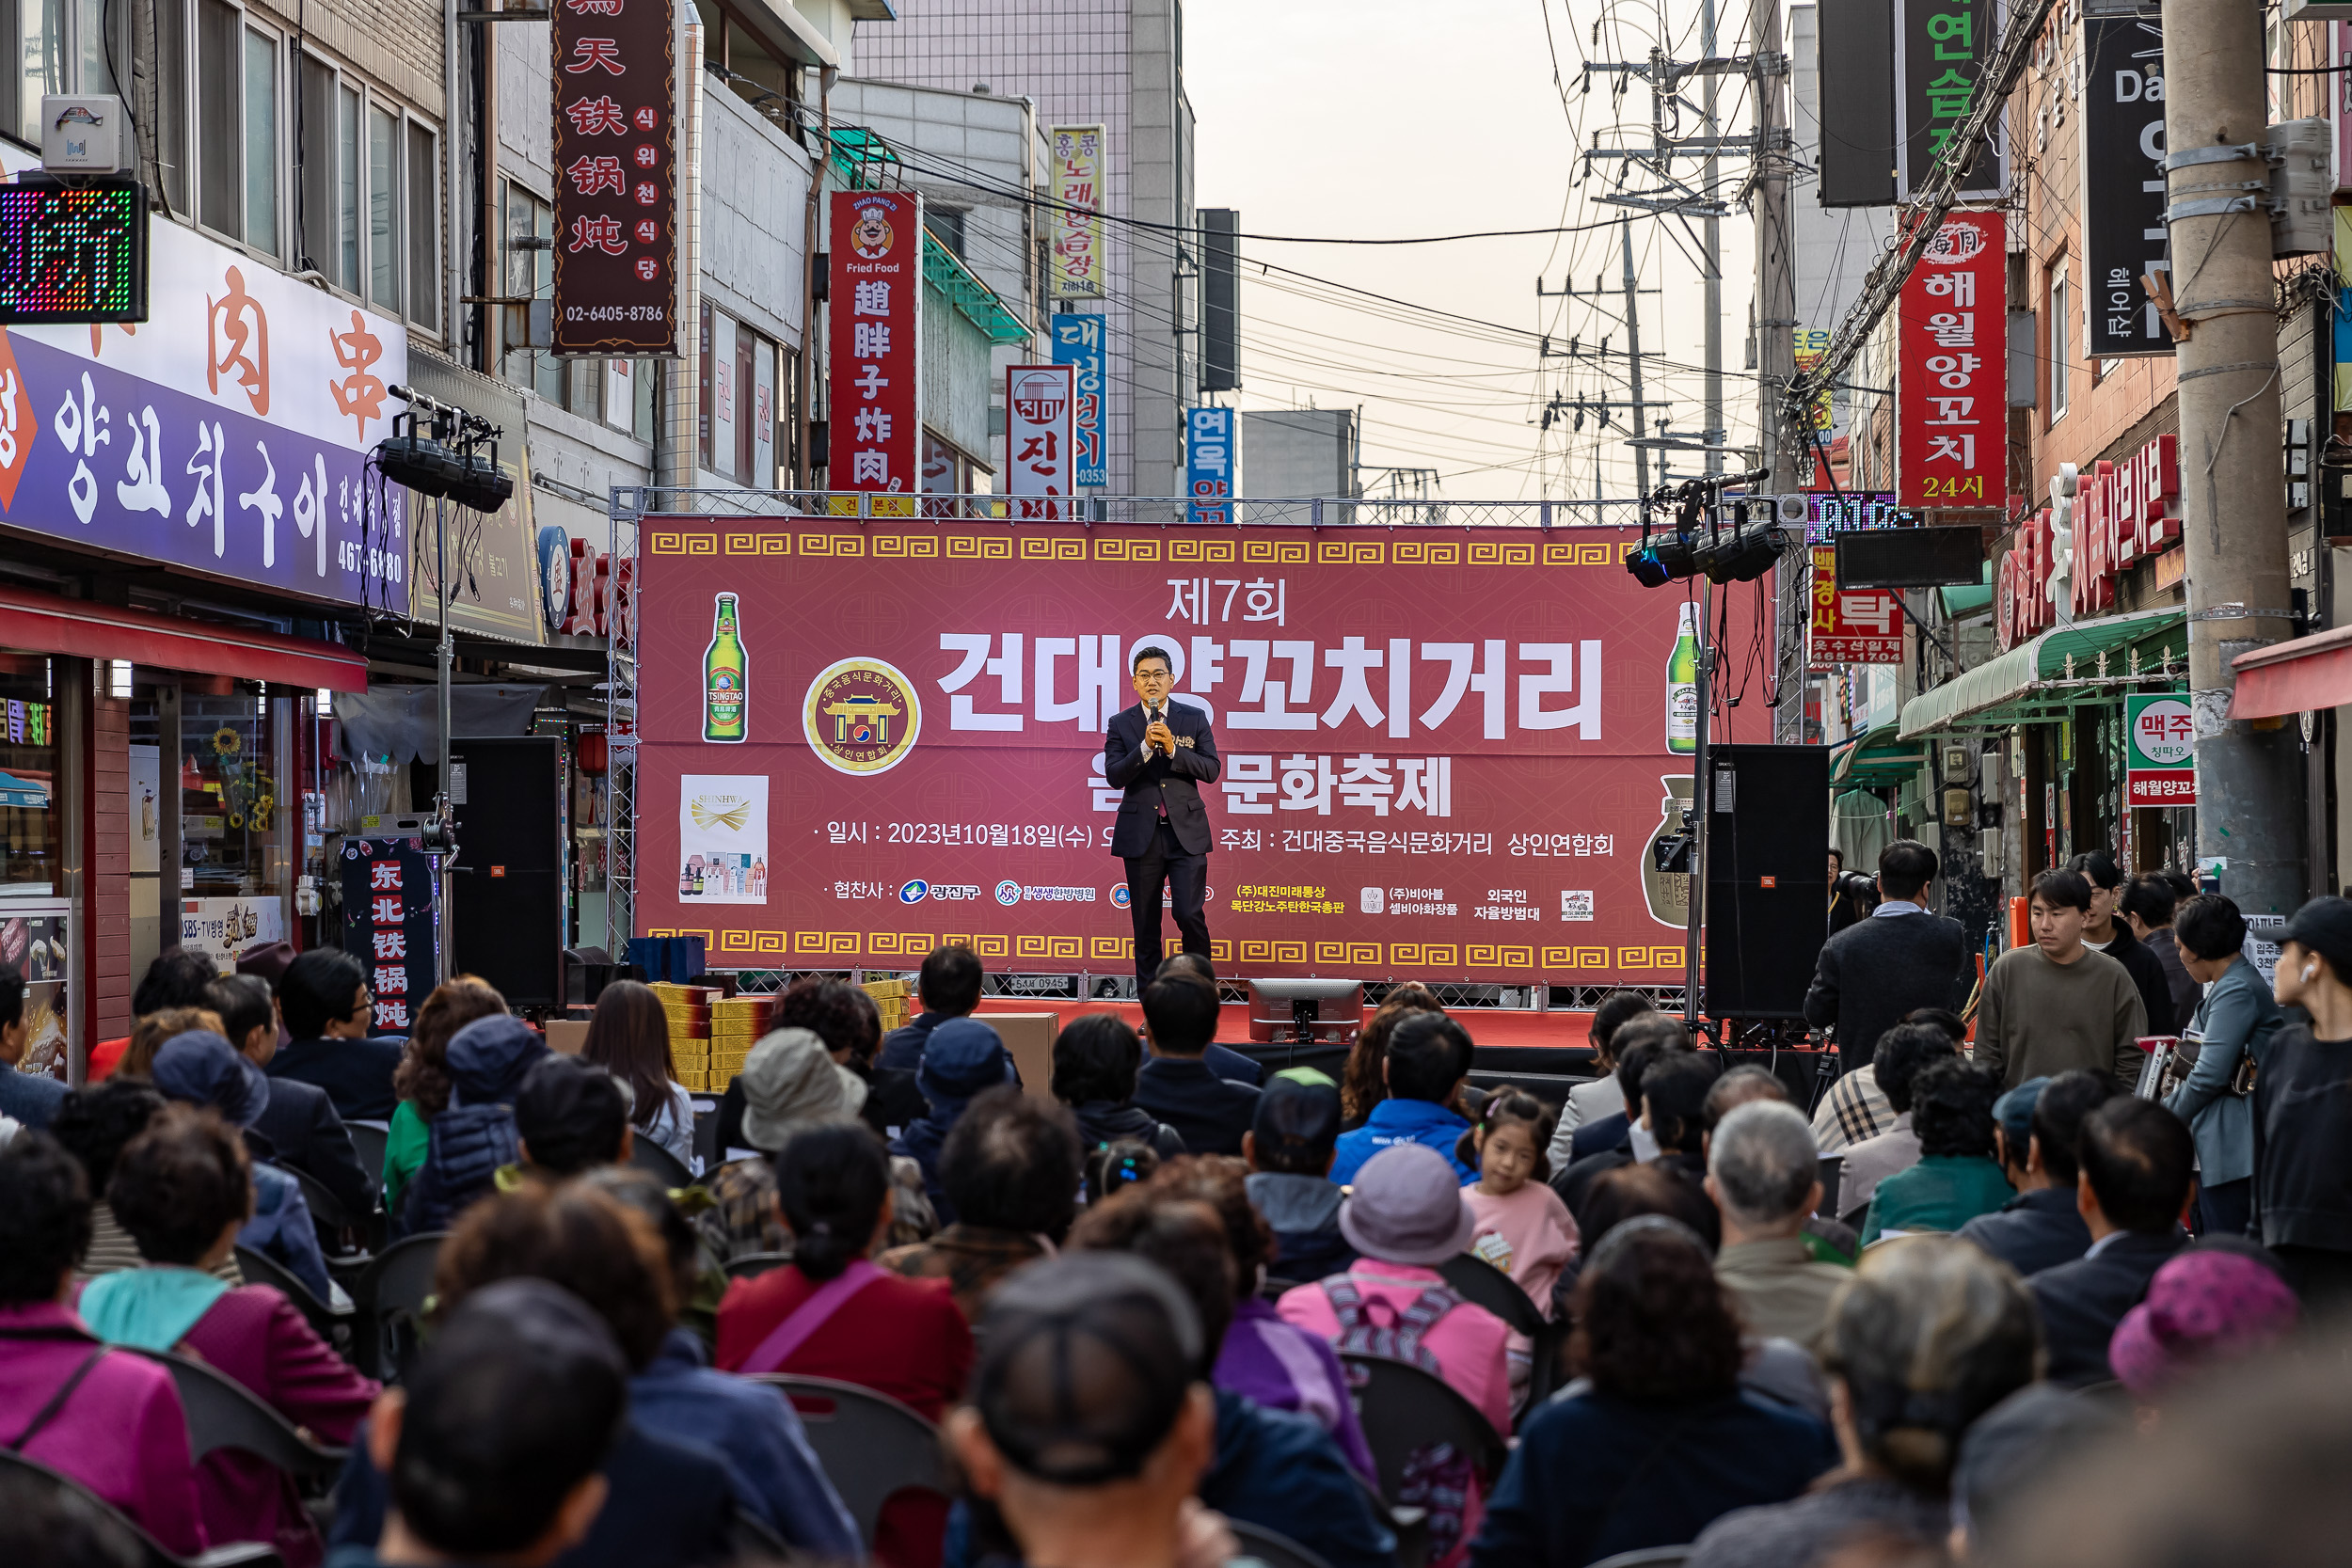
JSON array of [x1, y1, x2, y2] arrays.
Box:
[[551, 0, 677, 354]]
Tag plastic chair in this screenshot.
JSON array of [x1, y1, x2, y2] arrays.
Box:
[[273, 1161, 386, 1259], [1814, 1154, 1843, 1219], [344, 1121, 391, 1180], [748, 1374, 948, 1549], [232, 1245, 357, 1365], [348, 1230, 448, 1382], [129, 1350, 347, 1484], [1435, 1252, 1571, 1412], [1337, 1352, 1509, 1510], [1230, 1519, 1336, 1568], [0, 1449, 284, 1568], [628, 1134, 695, 1189], [1589, 1549, 1692, 1568], [723, 1251, 793, 1281]]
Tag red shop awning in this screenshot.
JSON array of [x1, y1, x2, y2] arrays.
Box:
[[2232, 625, 2352, 720], [0, 585, 369, 693]]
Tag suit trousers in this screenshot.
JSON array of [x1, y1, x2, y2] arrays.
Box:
[[1125, 818, 1211, 986]]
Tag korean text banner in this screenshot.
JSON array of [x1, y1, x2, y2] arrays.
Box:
[[2080, 16, 2169, 358], [1050, 126, 1105, 299], [830, 191, 922, 497], [1897, 211, 2007, 510], [0, 218, 407, 612], [551, 0, 677, 354], [1050, 314, 1107, 487], [631, 518, 1769, 984], [1808, 547, 1903, 666]]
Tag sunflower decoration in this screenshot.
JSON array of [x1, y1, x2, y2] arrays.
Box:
[[212, 727, 242, 757], [252, 795, 275, 832], [227, 813, 244, 830]]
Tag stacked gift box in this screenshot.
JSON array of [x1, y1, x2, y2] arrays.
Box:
[[862, 976, 912, 1034], [709, 995, 775, 1091], [651, 982, 721, 1091]]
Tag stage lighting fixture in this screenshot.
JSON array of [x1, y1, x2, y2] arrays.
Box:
[[1627, 533, 1699, 587], [377, 430, 465, 499], [1697, 519, 1788, 584], [451, 443, 515, 515]]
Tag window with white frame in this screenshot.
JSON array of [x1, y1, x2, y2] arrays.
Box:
[[0, 0, 119, 151], [2048, 266, 2070, 424], [146, 4, 440, 329]]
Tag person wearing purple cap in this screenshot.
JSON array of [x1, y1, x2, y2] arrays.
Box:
[[2111, 1244, 2299, 1402], [2255, 895, 2352, 1307], [1276, 1142, 1514, 1434]]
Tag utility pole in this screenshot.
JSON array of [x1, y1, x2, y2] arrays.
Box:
[[1745, 0, 1803, 743], [2163, 8, 2303, 915], [1701, 0, 1724, 481], [1622, 217, 1653, 499]]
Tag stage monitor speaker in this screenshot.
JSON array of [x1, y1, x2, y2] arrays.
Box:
[[1703, 744, 1831, 1019], [451, 736, 565, 1008]]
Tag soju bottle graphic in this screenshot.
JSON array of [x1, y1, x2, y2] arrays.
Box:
[[1666, 602, 1699, 753], [704, 594, 748, 742]]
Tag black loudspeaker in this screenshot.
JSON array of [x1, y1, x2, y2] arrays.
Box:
[[1836, 525, 1984, 588], [1704, 744, 1831, 1019], [451, 736, 564, 1008]]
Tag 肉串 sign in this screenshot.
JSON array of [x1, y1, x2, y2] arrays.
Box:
[[2126, 690, 2196, 807], [551, 0, 677, 354]]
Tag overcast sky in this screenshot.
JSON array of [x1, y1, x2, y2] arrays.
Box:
[[1185, 0, 1756, 502]]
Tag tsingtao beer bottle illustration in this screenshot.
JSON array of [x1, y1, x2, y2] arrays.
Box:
[[705, 594, 748, 742], [1666, 601, 1699, 753]]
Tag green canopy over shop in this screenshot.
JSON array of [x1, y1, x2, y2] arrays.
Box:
[[1897, 607, 2186, 740]]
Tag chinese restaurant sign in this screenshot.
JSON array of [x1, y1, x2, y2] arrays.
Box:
[[341, 837, 439, 1030], [2125, 690, 2196, 807], [551, 0, 677, 355], [1050, 313, 1107, 487], [0, 217, 407, 612], [1050, 126, 1105, 299], [1006, 364, 1074, 515], [828, 191, 922, 500], [1897, 211, 2006, 511], [1808, 547, 1904, 666], [630, 518, 1772, 985]]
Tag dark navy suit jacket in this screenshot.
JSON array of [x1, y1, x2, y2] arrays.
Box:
[[1104, 700, 1221, 856]]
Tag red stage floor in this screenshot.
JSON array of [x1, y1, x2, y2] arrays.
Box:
[[975, 998, 1594, 1049]]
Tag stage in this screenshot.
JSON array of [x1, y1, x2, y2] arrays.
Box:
[[973, 998, 1596, 1050]]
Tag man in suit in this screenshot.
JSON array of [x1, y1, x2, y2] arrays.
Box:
[[1803, 839, 1969, 1074], [1105, 645, 1221, 988], [268, 948, 407, 1122], [2027, 1096, 2193, 1386], [204, 971, 376, 1220]]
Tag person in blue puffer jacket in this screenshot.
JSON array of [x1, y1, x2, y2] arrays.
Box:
[[888, 1016, 1015, 1224], [399, 1013, 548, 1237]]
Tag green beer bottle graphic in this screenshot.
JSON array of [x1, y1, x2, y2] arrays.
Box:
[[1666, 601, 1699, 754], [705, 594, 748, 743]]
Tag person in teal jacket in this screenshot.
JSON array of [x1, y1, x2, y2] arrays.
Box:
[[1329, 1012, 1478, 1184], [1862, 1060, 2014, 1244], [2166, 895, 2283, 1238]]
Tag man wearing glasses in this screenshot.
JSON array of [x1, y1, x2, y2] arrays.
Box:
[[1104, 646, 1222, 989]]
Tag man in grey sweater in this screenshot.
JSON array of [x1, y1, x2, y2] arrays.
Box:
[[1803, 840, 1970, 1072], [1976, 869, 2147, 1091]]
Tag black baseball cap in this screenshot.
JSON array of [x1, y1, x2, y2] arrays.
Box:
[[971, 1253, 1202, 1486], [1250, 1067, 1343, 1164]]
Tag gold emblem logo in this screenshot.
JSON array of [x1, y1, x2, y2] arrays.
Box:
[[803, 657, 922, 775]]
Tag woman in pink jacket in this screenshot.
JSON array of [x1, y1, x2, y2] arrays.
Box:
[[0, 1132, 205, 1555], [80, 1105, 379, 1568]]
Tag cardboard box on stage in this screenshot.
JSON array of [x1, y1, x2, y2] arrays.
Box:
[[545, 1020, 590, 1055], [986, 1012, 1060, 1101]]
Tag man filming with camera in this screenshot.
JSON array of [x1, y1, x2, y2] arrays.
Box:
[[1804, 840, 1971, 1076]]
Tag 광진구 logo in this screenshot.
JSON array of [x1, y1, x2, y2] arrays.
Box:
[[803, 657, 922, 776], [898, 879, 930, 904]]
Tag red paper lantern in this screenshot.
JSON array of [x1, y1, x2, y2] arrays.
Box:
[[577, 732, 609, 776]]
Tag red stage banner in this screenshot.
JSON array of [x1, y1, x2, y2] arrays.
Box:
[[829, 191, 922, 499], [631, 519, 1769, 984], [1897, 211, 2006, 511], [551, 0, 676, 354]]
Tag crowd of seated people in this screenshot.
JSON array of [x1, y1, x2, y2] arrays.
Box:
[[11, 926, 2352, 1568]]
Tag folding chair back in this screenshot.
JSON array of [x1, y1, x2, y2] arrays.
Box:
[[749, 1373, 947, 1549], [130, 1350, 346, 1483]]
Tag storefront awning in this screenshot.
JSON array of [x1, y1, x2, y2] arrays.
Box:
[[1897, 606, 2185, 740], [1830, 722, 1926, 787], [2232, 625, 2352, 720], [0, 585, 369, 693]]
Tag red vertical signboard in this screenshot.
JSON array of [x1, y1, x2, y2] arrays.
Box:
[[829, 191, 923, 499], [551, 0, 677, 354], [1897, 211, 2005, 510]]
